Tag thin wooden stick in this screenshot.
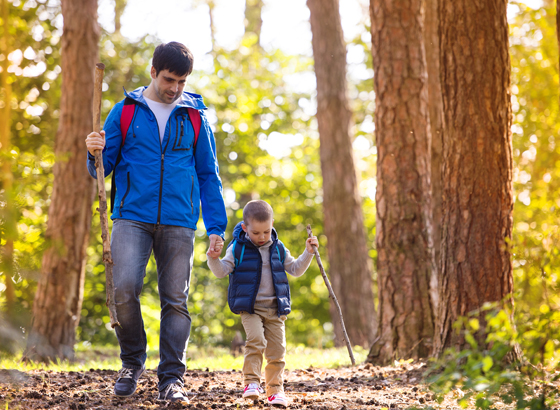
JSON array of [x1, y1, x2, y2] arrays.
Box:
[[307, 225, 355, 365], [93, 63, 120, 328]]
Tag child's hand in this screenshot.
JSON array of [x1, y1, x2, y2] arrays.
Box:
[[306, 236, 319, 253], [207, 234, 224, 259]]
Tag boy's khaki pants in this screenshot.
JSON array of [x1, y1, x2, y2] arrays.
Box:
[[241, 306, 286, 396]]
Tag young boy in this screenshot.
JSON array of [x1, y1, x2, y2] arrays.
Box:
[[207, 200, 318, 407]]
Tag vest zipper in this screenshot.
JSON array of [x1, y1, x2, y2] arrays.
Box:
[[250, 249, 262, 314]]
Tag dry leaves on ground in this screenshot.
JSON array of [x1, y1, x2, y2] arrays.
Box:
[[0, 361, 465, 409]]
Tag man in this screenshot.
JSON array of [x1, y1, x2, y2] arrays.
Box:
[[86, 42, 227, 404]]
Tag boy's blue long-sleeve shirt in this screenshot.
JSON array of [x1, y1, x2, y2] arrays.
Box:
[[87, 87, 227, 238]]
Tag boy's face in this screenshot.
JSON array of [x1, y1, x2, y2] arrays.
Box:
[[242, 218, 273, 246]]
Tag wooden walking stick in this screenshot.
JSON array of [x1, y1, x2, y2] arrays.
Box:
[[93, 63, 120, 328], [307, 225, 355, 365]]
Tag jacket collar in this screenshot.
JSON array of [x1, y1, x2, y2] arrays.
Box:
[[123, 86, 207, 110]]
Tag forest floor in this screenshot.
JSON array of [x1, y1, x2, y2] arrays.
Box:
[[0, 355, 511, 410], [0, 360, 455, 410]]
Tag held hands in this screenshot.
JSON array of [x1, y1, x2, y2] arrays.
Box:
[[306, 236, 319, 253], [86, 130, 106, 155], [206, 234, 224, 259]]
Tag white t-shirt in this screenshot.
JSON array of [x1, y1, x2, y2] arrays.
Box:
[[143, 93, 182, 143]]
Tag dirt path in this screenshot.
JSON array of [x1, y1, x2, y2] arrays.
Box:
[[0, 362, 450, 409]]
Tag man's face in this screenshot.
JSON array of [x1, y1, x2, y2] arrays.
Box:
[[150, 67, 187, 104], [242, 218, 273, 247]]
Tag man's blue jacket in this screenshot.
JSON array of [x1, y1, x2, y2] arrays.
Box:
[[87, 87, 227, 238]]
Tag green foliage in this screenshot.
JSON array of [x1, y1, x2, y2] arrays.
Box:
[[0, 345, 366, 372], [427, 304, 560, 410], [1, 0, 62, 347], [509, 2, 560, 322]]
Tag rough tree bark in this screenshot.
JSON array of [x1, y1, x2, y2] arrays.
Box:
[[25, 0, 100, 362], [367, 0, 435, 364], [423, 0, 444, 313], [307, 0, 377, 348], [433, 0, 513, 356]]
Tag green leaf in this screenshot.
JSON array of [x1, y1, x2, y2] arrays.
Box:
[[481, 356, 493, 372]]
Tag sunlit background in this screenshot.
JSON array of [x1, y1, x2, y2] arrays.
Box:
[[2, 0, 559, 362]]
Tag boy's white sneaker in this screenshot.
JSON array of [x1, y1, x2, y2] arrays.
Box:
[[243, 383, 264, 399], [267, 392, 288, 407]]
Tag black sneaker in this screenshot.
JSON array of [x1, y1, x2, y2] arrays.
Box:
[[158, 382, 189, 404], [114, 366, 145, 397]]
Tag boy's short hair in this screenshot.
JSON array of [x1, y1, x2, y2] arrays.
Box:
[[152, 42, 194, 77], [243, 200, 273, 224]]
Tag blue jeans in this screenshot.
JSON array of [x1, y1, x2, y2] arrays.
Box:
[[111, 219, 194, 390]]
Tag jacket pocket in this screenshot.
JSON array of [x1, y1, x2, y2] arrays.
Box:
[[119, 172, 131, 217], [172, 114, 193, 151]]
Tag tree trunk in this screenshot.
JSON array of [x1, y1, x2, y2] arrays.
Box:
[[244, 0, 263, 42], [366, 0, 435, 364], [114, 0, 126, 35], [207, 0, 216, 52], [25, 0, 100, 362], [307, 0, 377, 348], [423, 0, 443, 314], [433, 0, 513, 356], [0, 0, 15, 313]]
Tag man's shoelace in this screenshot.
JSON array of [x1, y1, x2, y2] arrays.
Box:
[[117, 368, 134, 379], [162, 383, 185, 399]]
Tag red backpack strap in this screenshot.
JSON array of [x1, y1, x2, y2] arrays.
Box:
[[187, 107, 202, 149], [112, 97, 135, 212], [120, 98, 136, 146]]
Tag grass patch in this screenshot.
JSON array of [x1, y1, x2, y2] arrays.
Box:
[[0, 344, 367, 372]]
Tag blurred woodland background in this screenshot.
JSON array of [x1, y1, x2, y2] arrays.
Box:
[[1, 0, 559, 375]]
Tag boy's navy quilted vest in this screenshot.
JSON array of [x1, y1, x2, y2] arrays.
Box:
[[227, 222, 291, 317]]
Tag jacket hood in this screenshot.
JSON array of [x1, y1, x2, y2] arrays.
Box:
[[124, 86, 207, 110], [232, 221, 278, 246]]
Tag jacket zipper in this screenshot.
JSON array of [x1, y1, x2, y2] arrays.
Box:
[[157, 152, 164, 227], [157, 121, 173, 227], [119, 172, 131, 217], [191, 175, 194, 214], [131, 107, 139, 138], [156, 116, 163, 228], [178, 115, 185, 146]]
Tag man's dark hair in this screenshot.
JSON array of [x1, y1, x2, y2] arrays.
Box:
[[243, 200, 273, 224], [152, 42, 194, 77]]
